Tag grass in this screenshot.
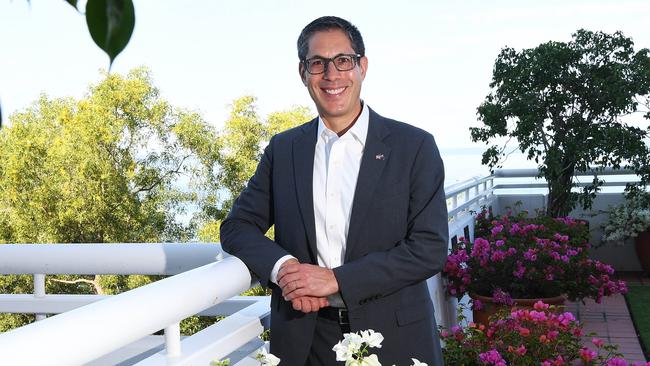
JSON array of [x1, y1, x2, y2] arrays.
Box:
[[625, 285, 650, 360]]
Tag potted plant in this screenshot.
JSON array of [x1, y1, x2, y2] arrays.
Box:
[[440, 301, 648, 366], [444, 209, 627, 323], [602, 191, 650, 273]]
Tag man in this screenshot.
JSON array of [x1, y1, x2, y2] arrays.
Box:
[[220, 16, 448, 365]]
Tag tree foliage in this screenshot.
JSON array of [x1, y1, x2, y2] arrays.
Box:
[[0, 67, 219, 244], [197, 96, 312, 242], [0, 67, 221, 331], [471, 29, 650, 216]]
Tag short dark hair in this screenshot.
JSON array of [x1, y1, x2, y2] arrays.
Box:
[[297, 16, 365, 61]]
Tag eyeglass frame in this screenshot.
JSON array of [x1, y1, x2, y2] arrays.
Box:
[[301, 53, 363, 75]]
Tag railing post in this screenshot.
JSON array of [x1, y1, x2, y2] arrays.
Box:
[[33, 273, 46, 321], [165, 322, 181, 358]]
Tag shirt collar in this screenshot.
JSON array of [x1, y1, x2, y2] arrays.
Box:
[[317, 101, 369, 146]]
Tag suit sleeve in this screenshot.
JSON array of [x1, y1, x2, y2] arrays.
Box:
[[333, 133, 449, 311], [220, 137, 291, 287]]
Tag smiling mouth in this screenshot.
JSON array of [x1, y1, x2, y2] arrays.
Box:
[[323, 87, 346, 95]]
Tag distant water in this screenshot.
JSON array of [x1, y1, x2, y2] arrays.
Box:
[[440, 147, 537, 186]]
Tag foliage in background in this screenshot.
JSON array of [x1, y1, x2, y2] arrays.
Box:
[[0, 67, 216, 245], [470, 29, 650, 217], [196, 96, 312, 242], [0, 67, 220, 332]]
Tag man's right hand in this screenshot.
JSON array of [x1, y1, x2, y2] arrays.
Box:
[[279, 259, 329, 313]]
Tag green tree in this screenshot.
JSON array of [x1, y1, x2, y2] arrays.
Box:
[[0, 67, 221, 331], [0, 67, 218, 244], [197, 96, 312, 242], [470, 29, 650, 217]]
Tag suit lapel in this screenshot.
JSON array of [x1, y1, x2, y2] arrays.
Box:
[[346, 110, 391, 261], [292, 119, 319, 262]]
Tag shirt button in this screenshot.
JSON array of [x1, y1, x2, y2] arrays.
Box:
[[329, 225, 335, 230]]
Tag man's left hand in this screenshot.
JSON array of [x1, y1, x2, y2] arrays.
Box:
[[277, 263, 339, 300]]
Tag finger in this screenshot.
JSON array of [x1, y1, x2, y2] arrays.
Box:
[[284, 288, 307, 301], [301, 298, 313, 313], [319, 297, 329, 308], [278, 263, 301, 278], [292, 299, 302, 311], [278, 273, 300, 289], [281, 280, 299, 297], [309, 297, 321, 313]]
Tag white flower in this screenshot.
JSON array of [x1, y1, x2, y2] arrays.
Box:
[[346, 353, 381, 366], [333, 340, 355, 362], [410, 358, 428, 366], [255, 348, 280, 366], [332, 332, 364, 361], [359, 329, 384, 348], [602, 196, 650, 243]]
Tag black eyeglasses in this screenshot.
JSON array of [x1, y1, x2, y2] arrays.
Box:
[[302, 54, 362, 75]]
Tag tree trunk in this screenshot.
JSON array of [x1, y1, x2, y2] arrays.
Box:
[[546, 162, 575, 217]]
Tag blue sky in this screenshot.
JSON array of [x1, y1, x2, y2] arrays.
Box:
[[1, 0, 649, 148]]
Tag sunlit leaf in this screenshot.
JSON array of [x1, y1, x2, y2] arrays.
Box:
[[85, 0, 135, 68]]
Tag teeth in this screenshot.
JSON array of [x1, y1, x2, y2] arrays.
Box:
[[324, 87, 345, 95]]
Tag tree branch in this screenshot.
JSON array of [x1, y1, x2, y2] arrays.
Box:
[[49, 275, 105, 295]]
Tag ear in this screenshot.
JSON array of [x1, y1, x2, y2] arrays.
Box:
[[359, 56, 368, 81], [299, 62, 308, 86]]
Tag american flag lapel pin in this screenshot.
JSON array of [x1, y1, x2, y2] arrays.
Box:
[[375, 153, 385, 160]]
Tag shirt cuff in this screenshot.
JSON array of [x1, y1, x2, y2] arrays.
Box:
[[270, 255, 297, 284]]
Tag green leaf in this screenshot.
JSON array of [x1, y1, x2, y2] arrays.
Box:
[[64, 0, 79, 10], [85, 0, 135, 68]]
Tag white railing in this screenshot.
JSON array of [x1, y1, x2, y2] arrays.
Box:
[[492, 167, 640, 190], [0, 244, 269, 365]]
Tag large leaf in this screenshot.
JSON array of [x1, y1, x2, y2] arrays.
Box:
[[85, 0, 135, 68], [64, 0, 78, 10]]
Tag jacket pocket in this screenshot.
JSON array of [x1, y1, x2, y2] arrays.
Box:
[[395, 304, 428, 326]]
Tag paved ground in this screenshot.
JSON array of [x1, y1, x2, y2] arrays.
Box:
[[565, 272, 648, 363]]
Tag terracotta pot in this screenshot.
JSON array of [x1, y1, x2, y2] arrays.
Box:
[[470, 293, 566, 325], [635, 229, 650, 274]]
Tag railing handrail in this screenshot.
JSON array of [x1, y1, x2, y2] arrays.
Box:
[[492, 167, 638, 178], [0, 243, 221, 275], [0, 256, 253, 365]]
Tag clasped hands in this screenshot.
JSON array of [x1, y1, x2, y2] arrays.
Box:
[[277, 259, 339, 313]]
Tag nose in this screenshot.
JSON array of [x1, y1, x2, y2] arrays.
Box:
[[322, 60, 340, 80]]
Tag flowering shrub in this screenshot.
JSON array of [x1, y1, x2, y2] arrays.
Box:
[[444, 209, 627, 302], [602, 193, 650, 243], [441, 301, 650, 366]]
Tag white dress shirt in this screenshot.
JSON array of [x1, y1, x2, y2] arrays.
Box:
[[270, 102, 370, 308]]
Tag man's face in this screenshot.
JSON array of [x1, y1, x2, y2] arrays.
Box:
[[300, 29, 368, 127]]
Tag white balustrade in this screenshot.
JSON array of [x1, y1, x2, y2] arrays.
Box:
[[0, 257, 252, 365]]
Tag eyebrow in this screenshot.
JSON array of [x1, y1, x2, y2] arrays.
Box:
[[305, 52, 350, 60]]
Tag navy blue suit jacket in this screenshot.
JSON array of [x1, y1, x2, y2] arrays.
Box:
[[221, 108, 449, 365]]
